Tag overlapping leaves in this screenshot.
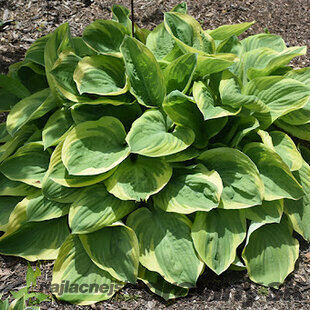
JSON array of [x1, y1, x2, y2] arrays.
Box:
[[0, 2, 309, 306]]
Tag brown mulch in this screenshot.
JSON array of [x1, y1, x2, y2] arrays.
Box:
[[0, 0, 310, 309]]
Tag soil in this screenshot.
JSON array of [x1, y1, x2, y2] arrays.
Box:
[[0, 0, 310, 309]]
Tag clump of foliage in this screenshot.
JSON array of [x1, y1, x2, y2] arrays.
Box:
[[0, 262, 49, 309], [0, 2, 309, 305]]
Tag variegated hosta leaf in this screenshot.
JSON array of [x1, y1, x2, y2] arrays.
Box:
[[244, 76, 310, 128], [241, 33, 287, 52], [164, 12, 214, 54], [193, 81, 241, 120], [6, 89, 57, 136], [192, 209, 247, 275], [69, 184, 136, 234], [82, 19, 129, 54], [243, 200, 284, 224], [50, 51, 82, 101], [164, 146, 200, 163], [70, 102, 142, 131], [239, 46, 307, 81], [127, 207, 204, 288], [43, 108, 74, 149], [281, 68, 310, 124], [26, 192, 70, 222], [242, 219, 299, 287], [0, 197, 23, 231], [48, 141, 114, 188], [164, 91, 209, 148], [0, 173, 36, 196], [73, 55, 128, 96], [275, 120, 310, 142], [284, 158, 310, 241], [112, 4, 132, 34], [72, 36, 97, 57], [79, 223, 139, 283], [194, 54, 237, 79], [208, 21, 254, 41], [0, 142, 50, 188], [62, 116, 130, 176], [42, 171, 81, 203], [138, 265, 189, 301], [0, 124, 37, 163], [126, 110, 195, 157], [154, 164, 222, 214], [243, 142, 304, 201], [163, 53, 197, 93], [145, 23, 183, 61], [52, 234, 124, 305], [104, 156, 172, 201], [44, 23, 73, 98], [280, 97, 310, 125], [120, 36, 166, 107], [285, 67, 310, 85], [219, 71, 268, 112], [198, 147, 264, 209], [171, 2, 187, 13], [0, 216, 69, 261], [259, 131, 303, 171]]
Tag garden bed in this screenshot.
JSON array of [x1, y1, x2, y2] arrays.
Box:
[[0, 1, 309, 309]]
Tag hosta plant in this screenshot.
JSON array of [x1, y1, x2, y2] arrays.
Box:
[[0, 2, 309, 305]]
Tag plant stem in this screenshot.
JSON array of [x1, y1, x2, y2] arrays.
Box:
[[131, 0, 135, 37]]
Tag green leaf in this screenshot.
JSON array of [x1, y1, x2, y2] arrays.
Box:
[[146, 23, 183, 61], [244, 76, 310, 128], [0, 197, 22, 231], [163, 91, 208, 148], [70, 102, 142, 131], [280, 97, 310, 125], [163, 53, 197, 93], [192, 209, 246, 274], [154, 164, 222, 214], [127, 207, 203, 288], [69, 184, 136, 234], [120, 36, 166, 107], [79, 223, 139, 283], [82, 20, 129, 54], [104, 156, 172, 201], [0, 74, 31, 99], [0, 143, 50, 188], [193, 81, 241, 120], [198, 147, 264, 209], [52, 234, 123, 305], [62, 116, 130, 176], [244, 200, 284, 224], [26, 192, 70, 222], [241, 33, 287, 52], [73, 55, 128, 96], [275, 120, 310, 141], [243, 142, 304, 201], [25, 34, 51, 66], [208, 22, 255, 41], [0, 173, 36, 196], [44, 23, 73, 98], [284, 158, 310, 241], [47, 140, 113, 188], [112, 4, 132, 34], [49, 51, 81, 101], [6, 89, 57, 136], [164, 12, 214, 54], [126, 110, 195, 157], [0, 216, 69, 261], [42, 108, 74, 149], [138, 265, 189, 300], [171, 2, 187, 13], [242, 219, 299, 287], [263, 131, 303, 171], [0, 130, 34, 165], [72, 37, 97, 57]]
